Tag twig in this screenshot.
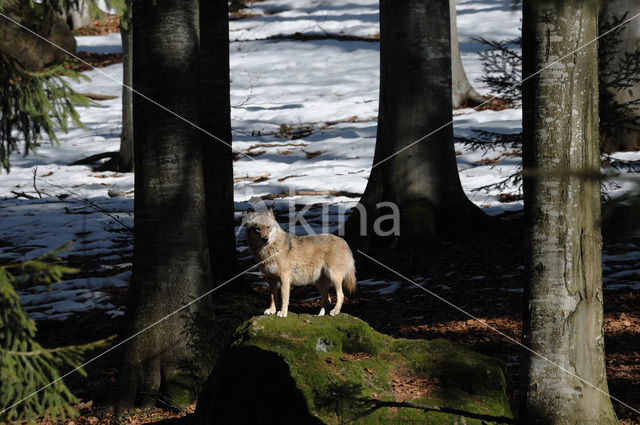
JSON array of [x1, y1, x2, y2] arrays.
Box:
[[350, 399, 516, 424], [36, 178, 133, 232], [232, 72, 256, 108], [11, 190, 37, 200], [260, 190, 362, 200], [472, 170, 522, 193], [32, 167, 42, 199], [156, 394, 186, 414]]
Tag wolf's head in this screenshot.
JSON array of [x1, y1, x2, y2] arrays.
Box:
[[245, 209, 279, 247]]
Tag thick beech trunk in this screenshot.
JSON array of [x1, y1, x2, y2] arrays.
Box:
[[450, 0, 485, 108], [522, 2, 618, 423], [199, 0, 238, 282], [345, 0, 490, 248], [117, 0, 211, 407]]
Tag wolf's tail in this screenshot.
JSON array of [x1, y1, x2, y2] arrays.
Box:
[[343, 261, 357, 294]]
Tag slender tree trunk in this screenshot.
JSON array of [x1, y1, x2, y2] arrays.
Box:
[[600, 0, 640, 152], [450, 0, 486, 108], [522, 2, 618, 423], [344, 0, 491, 248], [119, 10, 134, 172], [117, 0, 211, 408], [58, 0, 92, 30], [199, 0, 238, 282]]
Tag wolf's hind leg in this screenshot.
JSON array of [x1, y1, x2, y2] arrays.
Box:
[[264, 279, 278, 315], [328, 270, 345, 316], [317, 277, 332, 316]]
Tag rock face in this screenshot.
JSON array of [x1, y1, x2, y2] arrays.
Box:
[[193, 314, 512, 425]]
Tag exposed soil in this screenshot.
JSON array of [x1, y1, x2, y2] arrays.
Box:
[[73, 14, 121, 36], [66, 52, 123, 73], [454, 96, 516, 112], [391, 369, 440, 402]]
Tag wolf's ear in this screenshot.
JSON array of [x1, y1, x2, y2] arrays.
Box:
[[267, 206, 275, 217]]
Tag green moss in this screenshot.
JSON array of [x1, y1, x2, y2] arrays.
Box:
[[217, 314, 512, 424], [161, 374, 196, 407]]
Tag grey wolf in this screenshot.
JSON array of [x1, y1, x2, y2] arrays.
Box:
[[245, 209, 356, 317]]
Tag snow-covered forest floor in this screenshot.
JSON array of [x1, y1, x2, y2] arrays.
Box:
[[1, 0, 639, 422]]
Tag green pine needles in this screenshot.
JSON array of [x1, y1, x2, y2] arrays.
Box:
[[0, 243, 104, 424], [0, 0, 131, 172], [0, 53, 89, 172]]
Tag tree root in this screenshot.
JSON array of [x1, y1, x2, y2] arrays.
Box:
[[70, 151, 128, 172]]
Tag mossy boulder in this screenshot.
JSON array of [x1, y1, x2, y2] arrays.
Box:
[[161, 374, 197, 407], [193, 314, 512, 425]]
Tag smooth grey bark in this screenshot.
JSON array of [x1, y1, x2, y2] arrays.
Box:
[[522, 2, 618, 423], [58, 0, 92, 30], [117, 0, 211, 407], [600, 0, 640, 152], [0, 0, 76, 71], [344, 0, 491, 248], [118, 9, 134, 172], [200, 0, 238, 282], [450, 0, 485, 108]]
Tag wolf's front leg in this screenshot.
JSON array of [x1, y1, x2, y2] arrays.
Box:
[[264, 279, 278, 315], [277, 274, 290, 317]]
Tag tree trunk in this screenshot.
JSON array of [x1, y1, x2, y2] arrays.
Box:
[[0, 0, 76, 71], [117, 0, 211, 408], [344, 0, 491, 248], [118, 8, 134, 172], [199, 0, 238, 282], [58, 0, 92, 30], [521, 2, 618, 423], [600, 0, 640, 152], [450, 0, 486, 108]]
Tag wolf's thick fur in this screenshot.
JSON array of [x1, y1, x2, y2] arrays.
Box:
[[245, 209, 356, 317]]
